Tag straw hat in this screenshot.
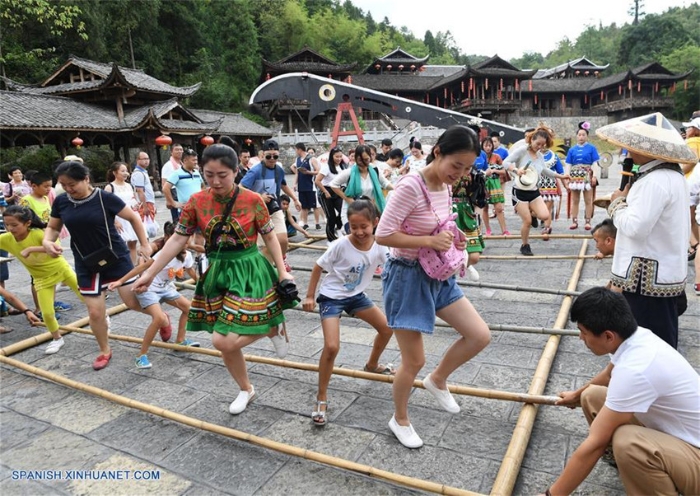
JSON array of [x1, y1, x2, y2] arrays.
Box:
[[595, 112, 697, 165]]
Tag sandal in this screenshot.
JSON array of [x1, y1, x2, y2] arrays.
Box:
[[584, 219, 592, 231], [363, 363, 396, 375], [6, 308, 23, 316], [0, 325, 13, 334], [541, 226, 552, 241], [312, 400, 329, 426], [569, 218, 578, 230], [688, 243, 699, 262]]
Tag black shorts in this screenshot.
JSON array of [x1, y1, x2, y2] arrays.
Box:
[[299, 191, 317, 209], [75, 256, 136, 296], [512, 188, 541, 206]]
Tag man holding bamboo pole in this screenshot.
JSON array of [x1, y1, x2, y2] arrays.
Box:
[[540, 288, 699, 496]]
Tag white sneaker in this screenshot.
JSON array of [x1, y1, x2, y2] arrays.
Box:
[[466, 265, 480, 282], [423, 373, 460, 413], [229, 386, 255, 415], [269, 327, 289, 359], [45, 337, 65, 355], [388, 415, 423, 448]]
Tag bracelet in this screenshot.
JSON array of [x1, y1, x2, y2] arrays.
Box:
[[22, 309, 32, 314]]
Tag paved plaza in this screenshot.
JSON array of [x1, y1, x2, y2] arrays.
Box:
[[1, 166, 698, 495]]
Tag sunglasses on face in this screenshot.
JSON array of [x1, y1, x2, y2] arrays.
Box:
[[265, 154, 279, 160]]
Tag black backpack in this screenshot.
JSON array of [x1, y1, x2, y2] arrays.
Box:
[[468, 169, 488, 209]]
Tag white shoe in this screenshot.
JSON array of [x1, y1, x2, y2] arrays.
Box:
[[423, 373, 460, 413], [229, 386, 255, 415], [466, 265, 480, 282], [105, 315, 111, 335], [45, 337, 65, 355], [388, 415, 423, 448], [269, 327, 289, 359]]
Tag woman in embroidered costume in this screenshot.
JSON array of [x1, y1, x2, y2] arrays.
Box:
[[600, 112, 695, 349], [565, 121, 600, 231], [133, 144, 295, 415], [538, 149, 565, 234], [452, 167, 485, 281], [479, 137, 509, 236]]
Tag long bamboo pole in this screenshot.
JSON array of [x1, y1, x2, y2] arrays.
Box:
[[0, 355, 481, 496], [0, 303, 129, 357], [483, 234, 592, 240], [51, 323, 562, 406], [291, 265, 582, 297], [286, 242, 601, 260], [489, 240, 588, 496], [172, 282, 580, 337]]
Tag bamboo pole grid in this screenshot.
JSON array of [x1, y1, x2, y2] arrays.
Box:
[[0, 235, 592, 495]]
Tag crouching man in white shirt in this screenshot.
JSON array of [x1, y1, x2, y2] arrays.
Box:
[[541, 287, 700, 496]]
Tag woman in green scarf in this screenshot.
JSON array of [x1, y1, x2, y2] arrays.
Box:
[[330, 145, 393, 217]]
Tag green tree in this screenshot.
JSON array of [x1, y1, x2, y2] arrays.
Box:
[[660, 44, 700, 120], [618, 14, 694, 67], [628, 0, 645, 25]]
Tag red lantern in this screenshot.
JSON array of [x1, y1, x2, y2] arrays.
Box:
[[637, 81, 641, 92], [244, 138, 253, 145], [584, 94, 588, 104], [461, 81, 465, 93], [375, 64, 381, 70], [655, 82, 659, 92], [71, 137, 84, 149], [398, 64, 404, 71], [515, 79, 520, 91], [575, 70, 580, 76], [534, 95, 538, 105], [628, 79, 632, 90], [594, 71, 599, 76], [347, 75, 352, 84], [600, 90, 604, 100], [528, 80, 532, 91], [485, 78, 489, 90], [265, 73, 271, 81], [410, 64, 416, 71], [155, 134, 172, 150], [584, 71, 589, 76], [500, 78, 503, 90], [200, 136, 214, 146], [386, 64, 392, 70]]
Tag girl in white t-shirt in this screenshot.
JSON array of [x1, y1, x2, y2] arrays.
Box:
[[302, 198, 395, 427]]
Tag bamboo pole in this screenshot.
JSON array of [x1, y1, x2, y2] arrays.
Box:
[[0, 355, 482, 496], [0, 303, 129, 357], [291, 265, 582, 297], [51, 323, 562, 406], [172, 282, 580, 337], [490, 239, 589, 496], [483, 234, 592, 240], [287, 242, 602, 260]]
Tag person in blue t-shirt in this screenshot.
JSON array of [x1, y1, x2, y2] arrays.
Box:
[[241, 139, 301, 269], [491, 132, 509, 160], [293, 142, 321, 230], [565, 121, 600, 231], [164, 147, 203, 219]]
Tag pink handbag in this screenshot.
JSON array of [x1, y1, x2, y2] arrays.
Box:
[[401, 174, 466, 281]]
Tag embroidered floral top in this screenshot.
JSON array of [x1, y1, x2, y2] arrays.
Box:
[[176, 187, 273, 250]]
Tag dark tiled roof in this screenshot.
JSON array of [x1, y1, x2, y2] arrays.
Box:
[[0, 91, 217, 133], [351, 74, 441, 92], [534, 56, 609, 79], [8, 56, 200, 97], [189, 109, 273, 136], [263, 61, 356, 73], [472, 55, 523, 73], [420, 65, 464, 77], [528, 79, 597, 93], [276, 47, 340, 66]]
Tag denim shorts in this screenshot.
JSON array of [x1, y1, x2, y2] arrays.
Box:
[[381, 257, 464, 334], [317, 292, 375, 320], [135, 285, 182, 309]]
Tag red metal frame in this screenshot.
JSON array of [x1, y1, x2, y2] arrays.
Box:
[[330, 102, 365, 149]]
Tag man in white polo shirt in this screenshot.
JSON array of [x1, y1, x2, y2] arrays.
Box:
[[543, 287, 699, 496]]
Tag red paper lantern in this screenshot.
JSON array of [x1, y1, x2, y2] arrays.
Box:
[[386, 64, 392, 70], [200, 136, 214, 146], [347, 75, 352, 84], [461, 81, 465, 93], [485, 78, 489, 90], [398, 64, 404, 71], [600, 90, 604, 100], [71, 137, 84, 149], [575, 70, 580, 76], [265, 73, 271, 81], [594, 71, 599, 76], [244, 138, 253, 145], [584, 71, 589, 76], [155, 134, 172, 150], [375, 64, 381, 70], [637, 81, 641, 92], [410, 64, 416, 71]]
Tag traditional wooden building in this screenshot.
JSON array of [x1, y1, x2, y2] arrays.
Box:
[[1, 56, 273, 167]]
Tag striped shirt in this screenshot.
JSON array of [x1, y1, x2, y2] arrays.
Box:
[[376, 173, 450, 260]]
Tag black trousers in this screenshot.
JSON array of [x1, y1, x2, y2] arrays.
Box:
[[318, 192, 343, 241], [623, 290, 679, 349]]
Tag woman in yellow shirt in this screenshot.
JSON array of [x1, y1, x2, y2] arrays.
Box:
[[0, 205, 81, 354]]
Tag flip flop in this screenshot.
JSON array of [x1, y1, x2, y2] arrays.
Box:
[[364, 363, 396, 375], [0, 325, 14, 334]]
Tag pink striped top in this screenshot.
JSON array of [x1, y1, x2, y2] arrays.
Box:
[[376, 173, 451, 260]]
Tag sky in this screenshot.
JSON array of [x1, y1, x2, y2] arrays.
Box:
[[349, 0, 692, 60]]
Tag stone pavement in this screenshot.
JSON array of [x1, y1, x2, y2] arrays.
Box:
[[1, 164, 698, 496]]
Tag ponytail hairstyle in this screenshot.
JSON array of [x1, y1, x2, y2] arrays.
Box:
[[3, 205, 47, 229], [106, 161, 128, 183], [346, 196, 379, 223], [525, 123, 555, 149], [426, 125, 480, 165], [160, 221, 185, 261]]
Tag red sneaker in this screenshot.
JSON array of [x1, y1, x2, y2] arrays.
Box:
[[92, 351, 112, 371], [695, 283, 700, 296], [159, 314, 172, 342], [283, 256, 292, 272]]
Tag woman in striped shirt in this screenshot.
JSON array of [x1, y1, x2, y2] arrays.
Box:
[[376, 126, 491, 449]]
